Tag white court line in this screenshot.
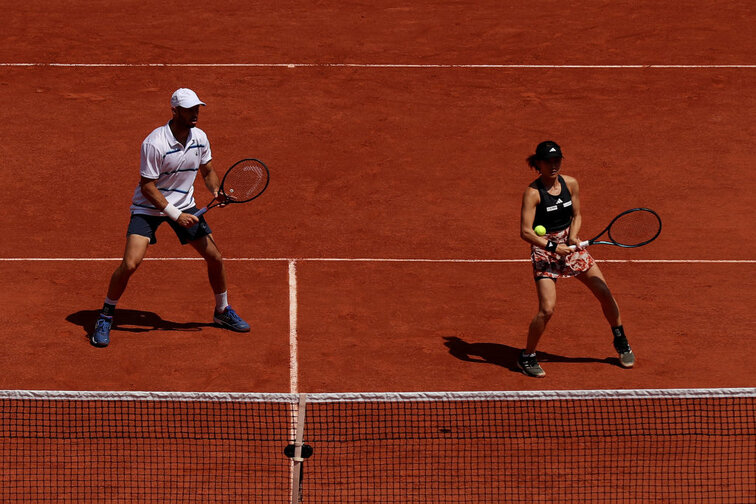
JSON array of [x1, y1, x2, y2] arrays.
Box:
[[1, 63, 756, 69], [288, 260, 299, 395], [0, 257, 753, 263]]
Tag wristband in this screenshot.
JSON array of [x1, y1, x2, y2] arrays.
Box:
[[545, 240, 558, 252], [163, 203, 182, 221]]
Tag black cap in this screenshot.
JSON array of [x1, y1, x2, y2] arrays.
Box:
[[535, 141, 563, 160]]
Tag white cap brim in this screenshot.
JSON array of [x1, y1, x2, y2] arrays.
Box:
[[175, 99, 206, 108]]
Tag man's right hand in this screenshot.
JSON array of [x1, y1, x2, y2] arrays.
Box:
[[176, 212, 199, 228]]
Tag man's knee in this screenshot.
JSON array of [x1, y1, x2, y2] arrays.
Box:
[[119, 257, 143, 275], [202, 247, 223, 265], [540, 305, 555, 321]]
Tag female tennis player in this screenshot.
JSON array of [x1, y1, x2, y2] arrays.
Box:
[[90, 88, 250, 347], [517, 141, 634, 377]]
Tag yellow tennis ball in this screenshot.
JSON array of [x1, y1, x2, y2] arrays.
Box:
[[534, 225, 547, 236]]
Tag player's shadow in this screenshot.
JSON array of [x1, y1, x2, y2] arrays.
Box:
[[443, 336, 615, 373], [66, 309, 214, 341]]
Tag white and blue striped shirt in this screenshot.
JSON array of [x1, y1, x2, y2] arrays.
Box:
[[130, 122, 212, 216]]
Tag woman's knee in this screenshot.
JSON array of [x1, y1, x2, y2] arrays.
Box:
[[594, 281, 614, 303]]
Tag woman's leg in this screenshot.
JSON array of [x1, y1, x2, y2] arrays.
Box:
[[526, 278, 558, 353], [576, 264, 634, 367], [519, 278, 557, 377], [575, 264, 620, 327]]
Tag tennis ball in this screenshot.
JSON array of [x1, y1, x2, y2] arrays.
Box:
[[534, 225, 547, 236]]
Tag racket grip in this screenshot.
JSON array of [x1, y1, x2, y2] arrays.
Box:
[[193, 206, 208, 217], [568, 240, 591, 251]]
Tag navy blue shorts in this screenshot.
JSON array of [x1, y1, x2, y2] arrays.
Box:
[[127, 207, 212, 245]]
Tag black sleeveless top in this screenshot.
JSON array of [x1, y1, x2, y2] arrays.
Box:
[[533, 175, 573, 233]]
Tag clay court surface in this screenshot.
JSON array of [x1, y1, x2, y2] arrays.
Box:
[[0, 1, 754, 395]]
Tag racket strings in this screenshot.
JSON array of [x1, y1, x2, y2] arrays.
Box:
[[223, 160, 268, 202], [607, 210, 661, 246]]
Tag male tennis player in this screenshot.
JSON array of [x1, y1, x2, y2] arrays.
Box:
[[90, 88, 250, 347], [517, 140, 634, 377]]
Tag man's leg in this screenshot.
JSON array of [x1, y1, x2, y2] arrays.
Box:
[[91, 234, 150, 347], [190, 234, 249, 332]]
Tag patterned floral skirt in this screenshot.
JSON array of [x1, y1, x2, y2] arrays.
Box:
[[531, 228, 595, 281]]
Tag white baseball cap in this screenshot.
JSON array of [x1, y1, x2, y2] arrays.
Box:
[[170, 88, 206, 108]]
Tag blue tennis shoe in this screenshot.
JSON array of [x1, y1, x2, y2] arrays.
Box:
[[213, 306, 250, 332], [90, 314, 113, 347]]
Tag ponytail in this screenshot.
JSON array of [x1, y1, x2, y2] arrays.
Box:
[[526, 154, 539, 171]]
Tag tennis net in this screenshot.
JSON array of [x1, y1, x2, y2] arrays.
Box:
[[0, 388, 753, 503]]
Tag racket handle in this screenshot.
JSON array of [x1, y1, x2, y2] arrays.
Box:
[[568, 240, 591, 251], [193, 206, 208, 217]]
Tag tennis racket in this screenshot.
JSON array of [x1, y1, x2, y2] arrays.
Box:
[[194, 158, 270, 216], [568, 208, 662, 250]]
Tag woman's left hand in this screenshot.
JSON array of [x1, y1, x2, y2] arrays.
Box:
[[568, 237, 584, 250]]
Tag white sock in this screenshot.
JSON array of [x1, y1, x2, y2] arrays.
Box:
[[214, 291, 229, 312], [101, 297, 119, 316]]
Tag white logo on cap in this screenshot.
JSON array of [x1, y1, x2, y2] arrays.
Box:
[[550, 147, 557, 152]]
